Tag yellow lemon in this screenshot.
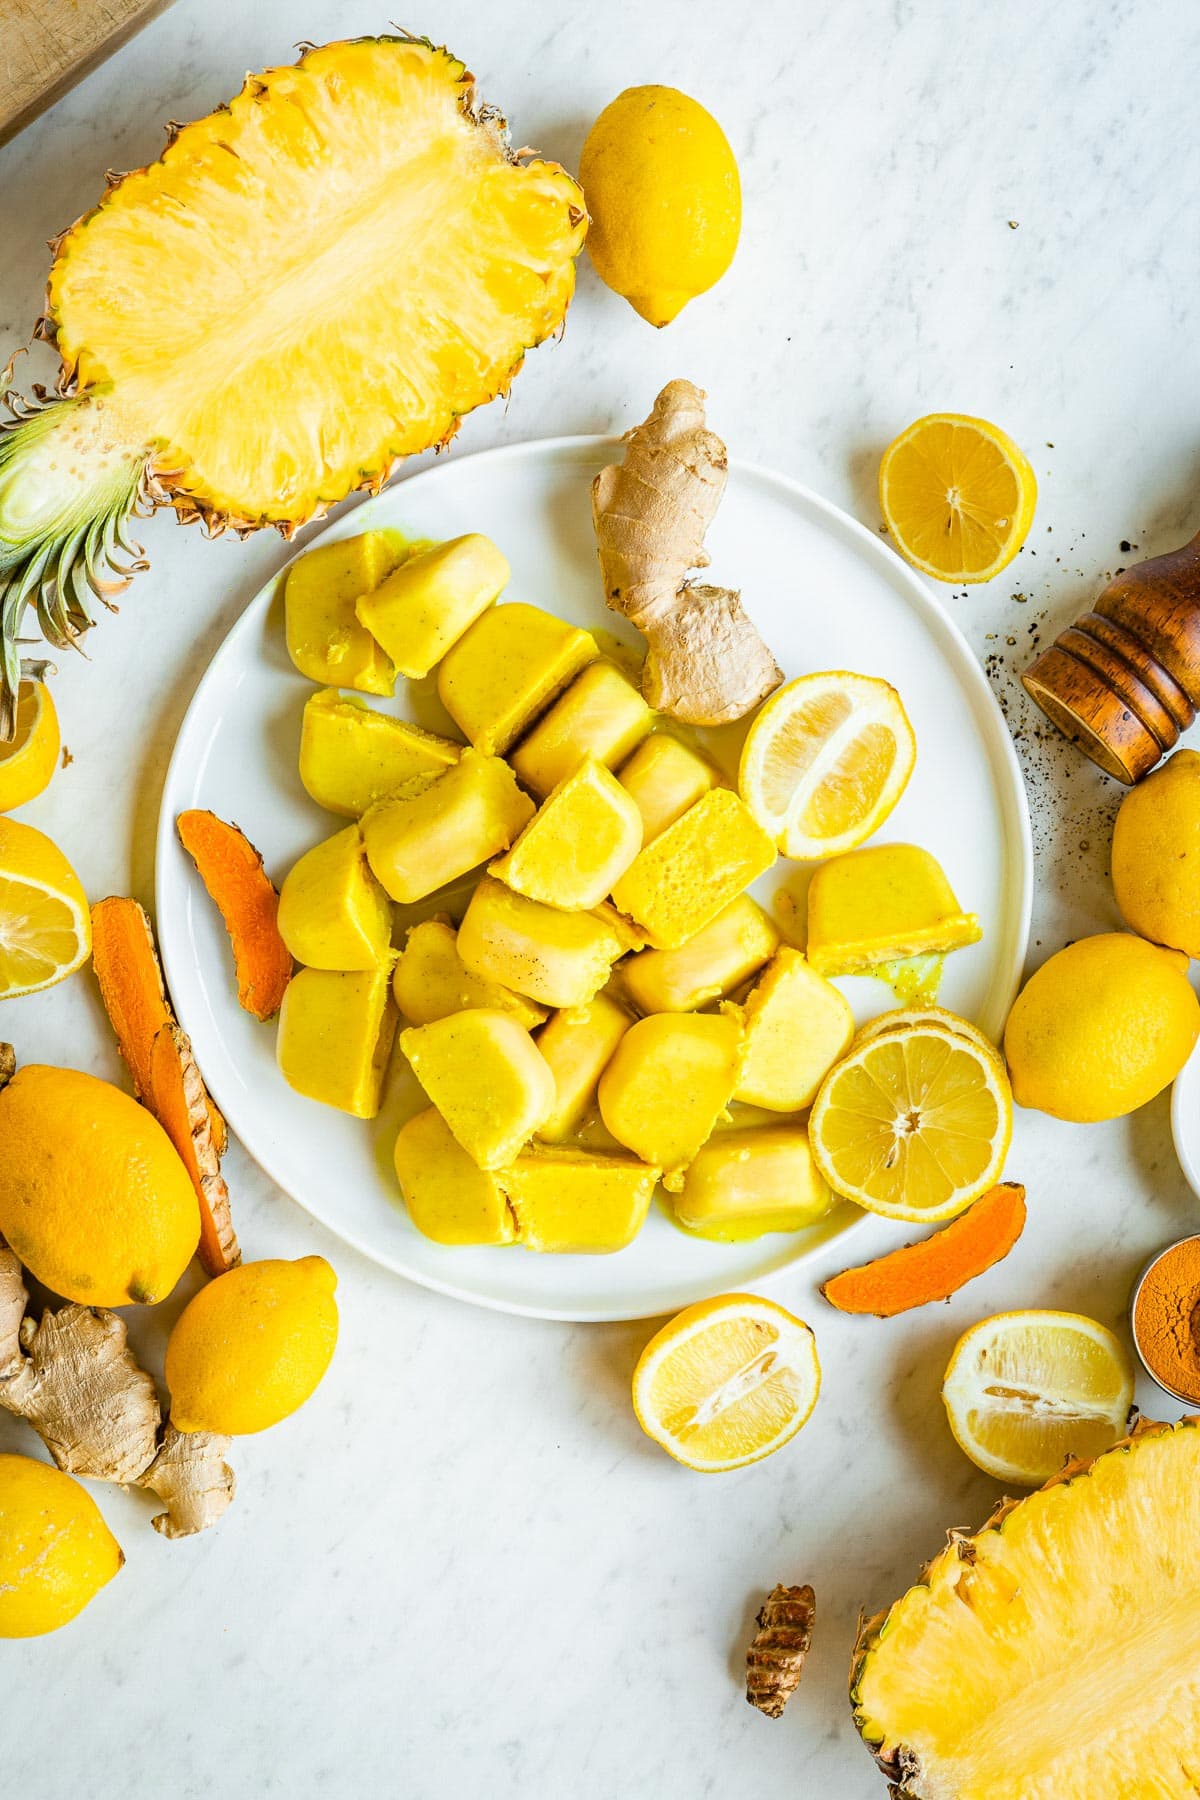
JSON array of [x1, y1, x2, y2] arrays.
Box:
[[879, 413, 1038, 583], [632, 1293, 819, 1472], [0, 1063, 199, 1305], [0, 678, 60, 812], [942, 1311, 1134, 1486], [0, 815, 90, 998], [1112, 748, 1200, 957], [0, 1454, 122, 1636], [1004, 932, 1199, 1122], [579, 85, 740, 326], [166, 1256, 339, 1435]]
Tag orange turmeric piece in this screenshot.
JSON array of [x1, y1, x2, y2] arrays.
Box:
[[150, 1024, 241, 1275], [821, 1182, 1026, 1317], [176, 810, 293, 1021]]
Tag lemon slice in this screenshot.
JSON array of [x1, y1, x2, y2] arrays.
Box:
[[809, 1023, 1012, 1222], [738, 672, 916, 860], [0, 818, 91, 999], [632, 1293, 820, 1472], [851, 1005, 1004, 1069], [0, 679, 60, 813], [879, 413, 1037, 584], [942, 1310, 1134, 1486]]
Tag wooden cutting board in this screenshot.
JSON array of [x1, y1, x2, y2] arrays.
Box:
[[1, 0, 173, 147]]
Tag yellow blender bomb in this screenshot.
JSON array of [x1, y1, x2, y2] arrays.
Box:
[[498, 1145, 661, 1253], [360, 750, 533, 904], [392, 918, 546, 1030], [354, 534, 510, 679], [623, 894, 779, 1014], [394, 1107, 517, 1247], [729, 946, 855, 1111], [806, 843, 982, 977], [276, 963, 397, 1117], [598, 1011, 742, 1186], [534, 991, 633, 1142], [284, 531, 400, 693], [617, 733, 721, 843], [673, 1124, 832, 1241], [0, 1456, 123, 1637], [458, 877, 627, 1008], [437, 602, 597, 755], [610, 787, 776, 949], [511, 660, 653, 797], [490, 760, 644, 911], [276, 825, 394, 970], [298, 688, 460, 819], [400, 1008, 556, 1169]]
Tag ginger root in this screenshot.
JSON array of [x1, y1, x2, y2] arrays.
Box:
[[592, 380, 782, 725], [745, 1583, 816, 1718], [0, 1248, 234, 1537]]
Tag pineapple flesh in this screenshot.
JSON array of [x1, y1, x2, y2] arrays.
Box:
[[851, 1419, 1200, 1799], [0, 36, 586, 730]]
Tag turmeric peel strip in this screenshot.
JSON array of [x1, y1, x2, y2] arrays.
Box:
[[821, 1182, 1026, 1317], [90, 897, 172, 1101], [149, 1023, 241, 1275], [176, 809, 293, 1021]]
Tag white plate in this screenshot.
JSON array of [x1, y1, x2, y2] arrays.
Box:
[[156, 437, 1032, 1322], [1172, 1021, 1200, 1203]]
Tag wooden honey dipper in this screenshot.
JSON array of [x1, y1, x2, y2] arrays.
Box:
[[1023, 530, 1200, 782]]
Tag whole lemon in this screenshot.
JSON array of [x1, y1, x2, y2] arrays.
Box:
[[1004, 933, 1200, 1122], [579, 85, 740, 326], [0, 1064, 199, 1305], [0, 678, 60, 813], [1112, 749, 1200, 957], [165, 1256, 338, 1435], [0, 1454, 122, 1637]]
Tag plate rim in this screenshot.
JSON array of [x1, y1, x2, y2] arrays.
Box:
[[155, 431, 1033, 1322]]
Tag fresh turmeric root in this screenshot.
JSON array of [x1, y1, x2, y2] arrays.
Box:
[[91, 898, 239, 1273], [176, 810, 293, 1020], [592, 380, 782, 725], [746, 1584, 815, 1718], [821, 1182, 1027, 1317]]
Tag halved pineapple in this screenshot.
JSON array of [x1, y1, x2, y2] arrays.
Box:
[[851, 1419, 1200, 1799], [0, 36, 586, 731]]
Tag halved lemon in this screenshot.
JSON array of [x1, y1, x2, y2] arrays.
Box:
[[632, 1293, 820, 1472], [0, 818, 91, 998], [851, 1004, 1003, 1069], [809, 1023, 1012, 1222], [0, 679, 60, 813], [738, 671, 916, 860], [879, 413, 1037, 583], [942, 1310, 1134, 1486]]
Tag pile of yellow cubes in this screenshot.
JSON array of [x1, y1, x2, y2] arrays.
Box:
[[271, 527, 964, 1255]]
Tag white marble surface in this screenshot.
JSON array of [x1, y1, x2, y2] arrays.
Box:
[[3, 2, 1200, 1794]]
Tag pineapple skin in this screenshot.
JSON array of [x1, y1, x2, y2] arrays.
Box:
[[850, 1417, 1199, 1799]]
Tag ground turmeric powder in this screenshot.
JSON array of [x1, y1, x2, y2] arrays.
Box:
[[1132, 1236, 1200, 1403]]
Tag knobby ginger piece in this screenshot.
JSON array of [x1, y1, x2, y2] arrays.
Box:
[[746, 1583, 816, 1718], [149, 1024, 241, 1275], [0, 1248, 234, 1536], [592, 380, 782, 725], [177, 810, 293, 1020]]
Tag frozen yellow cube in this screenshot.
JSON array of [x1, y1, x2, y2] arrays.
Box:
[[400, 1008, 555, 1169], [458, 877, 626, 1009], [437, 602, 597, 754], [598, 1012, 742, 1184], [299, 689, 461, 818], [510, 661, 653, 797], [617, 733, 720, 842], [277, 963, 397, 1118], [535, 991, 633, 1142], [673, 1124, 831, 1240], [284, 531, 400, 694], [354, 534, 510, 679], [730, 946, 855, 1110], [394, 1107, 516, 1246], [277, 825, 394, 971], [499, 1146, 659, 1253], [393, 917, 546, 1029], [490, 761, 643, 911], [622, 894, 779, 1014], [806, 843, 982, 976], [361, 750, 534, 905], [610, 787, 776, 950]]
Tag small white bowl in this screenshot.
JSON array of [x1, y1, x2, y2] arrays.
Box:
[[1171, 1040, 1200, 1201]]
